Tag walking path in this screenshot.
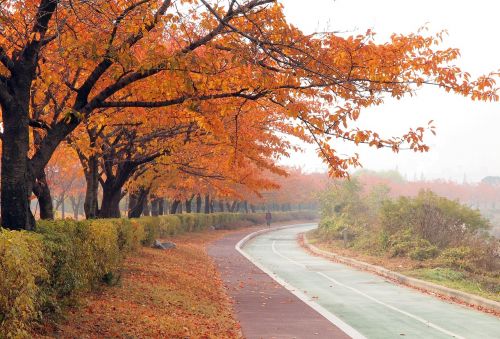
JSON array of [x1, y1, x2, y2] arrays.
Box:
[[208, 226, 349, 339], [240, 223, 500, 339]]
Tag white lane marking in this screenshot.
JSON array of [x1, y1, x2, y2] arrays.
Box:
[[236, 229, 366, 339], [272, 240, 307, 268], [271, 240, 465, 339]]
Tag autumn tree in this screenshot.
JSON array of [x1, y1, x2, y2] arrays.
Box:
[[0, 0, 497, 229], [250, 168, 328, 211], [123, 100, 292, 217], [43, 143, 85, 219]]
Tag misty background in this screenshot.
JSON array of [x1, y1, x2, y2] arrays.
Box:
[[279, 0, 500, 183]]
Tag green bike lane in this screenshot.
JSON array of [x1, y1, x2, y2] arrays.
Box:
[[240, 223, 500, 339]]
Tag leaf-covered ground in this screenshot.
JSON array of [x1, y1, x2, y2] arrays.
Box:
[[37, 229, 248, 338]]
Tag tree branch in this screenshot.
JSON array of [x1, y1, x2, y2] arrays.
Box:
[[29, 119, 51, 130], [97, 89, 267, 108], [0, 46, 14, 71], [21, 0, 58, 65]]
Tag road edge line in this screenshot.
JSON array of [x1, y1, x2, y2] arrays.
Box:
[[302, 232, 500, 314], [235, 224, 367, 339]]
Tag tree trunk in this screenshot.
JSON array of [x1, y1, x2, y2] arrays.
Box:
[[70, 195, 83, 220], [143, 201, 151, 216], [204, 194, 210, 214], [0, 1, 59, 229], [61, 197, 66, 219], [185, 195, 194, 213], [151, 198, 160, 216], [99, 183, 122, 218], [128, 188, 149, 218], [170, 200, 180, 214], [158, 198, 165, 215], [219, 200, 224, 212], [1, 100, 35, 230], [32, 171, 54, 220], [243, 201, 249, 213], [196, 194, 202, 213], [83, 154, 100, 219]]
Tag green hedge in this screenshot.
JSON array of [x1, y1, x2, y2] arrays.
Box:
[[0, 211, 316, 337]]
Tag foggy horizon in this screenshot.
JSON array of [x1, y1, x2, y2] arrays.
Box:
[[279, 0, 500, 183]]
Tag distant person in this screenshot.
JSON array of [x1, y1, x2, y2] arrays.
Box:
[[265, 211, 272, 227]]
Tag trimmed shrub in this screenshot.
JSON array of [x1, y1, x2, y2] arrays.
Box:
[[36, 220, 121, 313], [0, 210, 316, 337], [0, 230, 47, 338], [119, 219, 145, 253]]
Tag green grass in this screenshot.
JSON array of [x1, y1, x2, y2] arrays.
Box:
[[401, 267, 500, 302], [309, 230, 500, 303]]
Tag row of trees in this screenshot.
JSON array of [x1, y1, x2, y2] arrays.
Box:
[[43, 142, 327, 220], [0, 0, 497, 229], [354, 170, 500, 210]]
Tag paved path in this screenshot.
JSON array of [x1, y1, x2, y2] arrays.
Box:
[[241, 223, 500, 339], [208, 227, 349, 339]]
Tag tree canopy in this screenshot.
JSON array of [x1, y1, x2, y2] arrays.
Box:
[[0, 0, 498, 229]]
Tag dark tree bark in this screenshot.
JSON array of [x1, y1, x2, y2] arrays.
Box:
[[0, 0, 59, 230], [32, 171, 54, 220], [82, 154, 100, 219], [250, 204, 256, 213], [128, 193, 138, 216], [196, 194, 202, 213], [128, 187, 149, 218], [243, 201, 249, 213], [170, 200, 180, 214], [1, 91, 36, 229], [210, 200, 214, 213], [96, 142, 156, 219], [185, 195, 194, 213], [99, 182, 122, 218], [219, 200, 224, 212], [204, 194, 210, 214], [158, 198, 165, 215]]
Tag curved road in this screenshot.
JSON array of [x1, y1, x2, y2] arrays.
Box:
[[240, 223, 500, 339]]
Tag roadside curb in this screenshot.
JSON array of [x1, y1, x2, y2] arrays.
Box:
[[302, 233, 500, 314]]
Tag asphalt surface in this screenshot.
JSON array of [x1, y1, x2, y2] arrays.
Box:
[[241, 223, 500, 339], [208, 228, 350, 339]]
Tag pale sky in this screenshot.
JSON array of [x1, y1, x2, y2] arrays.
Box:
[[278, 0, 500, 183]]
